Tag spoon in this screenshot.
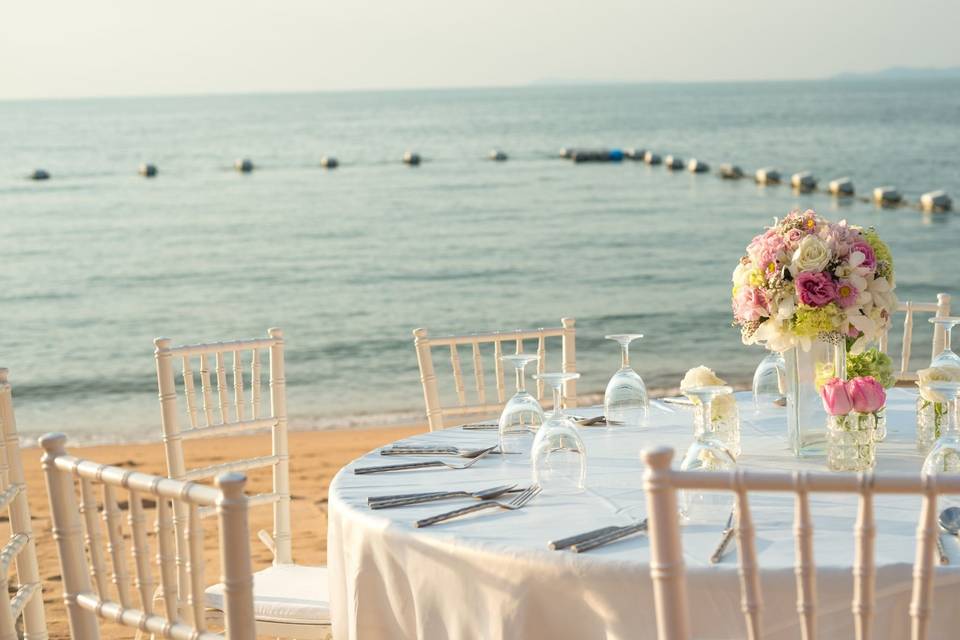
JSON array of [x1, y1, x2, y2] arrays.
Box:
[[936, 506, 960, 565]]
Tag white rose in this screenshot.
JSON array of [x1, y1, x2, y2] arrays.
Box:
[[917, 366, 960, 403], [733, 262, 751, 286], [791, 235, 831, 275]]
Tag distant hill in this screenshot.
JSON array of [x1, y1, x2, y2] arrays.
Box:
[[832, 66, 960, 80]]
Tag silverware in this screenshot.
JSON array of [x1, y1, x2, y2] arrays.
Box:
[[354, 445, 497, 475], [661, 397, 694, 407], [460, 421, 499, 431], [381, 445, 516, 457], [414, 485, 541, 528], [576, 416, 607, 427], [937, 506, 960, 565], [368, 484, 517, 509], [710, 508, 737, 564], [571, 519, 648, 553], [651, 399, 675, 413], [549, 525, 623, 550], [936, 535, 949, 566]]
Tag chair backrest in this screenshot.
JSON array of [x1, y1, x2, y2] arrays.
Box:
[[153, 328, 293, 564], [0, 369, 47, 640], [413, 318, 577, 431], [879, 293, 951, 382], [641, 446, 960, 640], [40, 433, 255, 640]]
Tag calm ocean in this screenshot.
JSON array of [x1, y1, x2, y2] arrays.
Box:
[[1, 79, 959, 443]]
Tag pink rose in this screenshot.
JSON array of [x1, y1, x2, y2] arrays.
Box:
[[733, 286, 768, 323], [795, 272, 837, 308], [850, 241, 876, 271], [783, 228, 805, 251], [820, 378, 853, 416], [846, 376, 886, 413], [835, 280, 859, 307]]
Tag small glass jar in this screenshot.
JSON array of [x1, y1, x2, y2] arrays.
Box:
[[826, 412, 878, 472], [692, 389, 741, 458], [917, 397, 948, 454], [874, 406, 887, 442]]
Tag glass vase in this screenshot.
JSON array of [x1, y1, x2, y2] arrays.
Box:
[[692, 389, 741, 458], [827, 412, 878, 472], [917, 397, 948, 454], [783, 340, 842, 457]]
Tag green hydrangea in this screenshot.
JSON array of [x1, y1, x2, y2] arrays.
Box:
[[846, 348, 895, 388], [863, 228, 893, 272], [792, 303, 842, 337]]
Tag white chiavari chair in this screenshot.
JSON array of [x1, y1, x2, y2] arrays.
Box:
[[413, 317, 577, 431], [880, 293, 951, 383], [39, 432, 256, 640], [153, 328, 330, 639], [0, 369, 47, 640], [641, 446, 960, 640]]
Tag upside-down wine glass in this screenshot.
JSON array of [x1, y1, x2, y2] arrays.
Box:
[[752, 351, 786, 414], [930, 317, 960, 369], [497, 354, 546, 458], [680, 385, 737, 523], [921, 381, 960, 476], [603, 334, 649, 427], [531, 372, 585, 493]]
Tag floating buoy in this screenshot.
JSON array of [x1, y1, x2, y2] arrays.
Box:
[[687, 158, 709, 173], [403, 151, 421, 166], [921, 190, 952, 212], [755, 168, 781, 184], [489, 150, 508, 161], [828, 177, 855, 197], [719, 164, 743, 179], [643, 151, 662, 165], [791, 171, 817, 192], [624, 148, 646, 160], [29, 169, 50, 181], [872, 186, 901, 205], [664, 155, 683, 170], [320, 156, 338, 169], [571, 149, 620, 163], [560, 147, 575, 159], [234, 158, 254, 173], [138, 163, 158, 178]]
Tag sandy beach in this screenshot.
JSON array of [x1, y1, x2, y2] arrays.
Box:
[[15, 424, 424, 639]]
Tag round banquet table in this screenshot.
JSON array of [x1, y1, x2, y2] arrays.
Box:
[[327, 389, 960, 639]]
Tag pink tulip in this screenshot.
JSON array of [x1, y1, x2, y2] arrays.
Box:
[[820, 378, 853, 416], [845, 376, 886, 414]]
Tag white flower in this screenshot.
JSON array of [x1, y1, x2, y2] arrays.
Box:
[[917, 366, 960, 403], [680, 366, 736, 419], [790, 235, 831, 275], [752, 318, 795, 352], [732, 262, 751, 286]]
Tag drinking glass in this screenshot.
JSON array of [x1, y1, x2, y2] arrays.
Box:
[[930, 317, 960, 369], [921, 381, 960, 476], [680, 385, 737, 523], [531, 372, 585, 493], [497, 354, 545, 458], [752, 351, 786, 413], [691, 385, 741, 458], [603, 334, 649, 426]]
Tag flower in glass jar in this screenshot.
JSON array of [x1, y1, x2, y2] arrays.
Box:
[[845, 376, 886, 413], [680, 366, 736, 419], [917, 366, 960, 403], [820, 377, 854, 416]]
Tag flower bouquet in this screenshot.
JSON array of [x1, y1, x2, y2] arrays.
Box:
[[820, 376, 886, 471], [732, 209, 898, 456], [916, 366, 960, 453]]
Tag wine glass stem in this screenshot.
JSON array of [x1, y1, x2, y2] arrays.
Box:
[[515, 364, 526, 393], [700, 398, 714, 438], [621, 343, 630, 369], [552, 383, 563, 418], [945, 326, 953, 353]]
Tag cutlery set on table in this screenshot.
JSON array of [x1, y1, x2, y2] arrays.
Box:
[[352, 422, 741, 559]]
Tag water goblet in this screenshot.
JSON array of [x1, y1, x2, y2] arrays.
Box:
[[921, 381, 960, 476], [603, 334, 649, 427], [752, 351, 786, 414], [498, 354, 546, 458], [679, 385, 737, 523], [531, 372, 585, 494], [930, 317, 960, 369]]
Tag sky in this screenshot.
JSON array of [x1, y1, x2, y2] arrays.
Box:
[[2, 0, 959, 100]]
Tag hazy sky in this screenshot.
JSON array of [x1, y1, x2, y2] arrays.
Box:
[[3, 0, 959, 100]]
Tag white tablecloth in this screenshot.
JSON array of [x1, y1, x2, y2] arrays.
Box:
[[327, 389, 960, 639]]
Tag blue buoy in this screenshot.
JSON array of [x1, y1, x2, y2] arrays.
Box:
[[609, 149, 624, 162]]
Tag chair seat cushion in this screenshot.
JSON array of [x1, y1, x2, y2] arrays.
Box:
[[206, 563, 330, 624]]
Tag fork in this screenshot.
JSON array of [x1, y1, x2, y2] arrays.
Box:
[[354, 445, 497, 475], [415, 485, 541, 528], [571, 519, 648, 553], [710, 508, 737, 564], [368, 484, 517, 509], [380, 445, 498, 457]]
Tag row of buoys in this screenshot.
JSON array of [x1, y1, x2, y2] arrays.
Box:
[[558, 146, 952, 213]]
